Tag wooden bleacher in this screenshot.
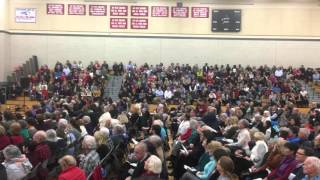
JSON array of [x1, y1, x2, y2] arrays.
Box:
[[0, 96, 40, 113]]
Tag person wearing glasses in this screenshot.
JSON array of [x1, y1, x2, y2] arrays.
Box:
[[291, 146, 314, 180]]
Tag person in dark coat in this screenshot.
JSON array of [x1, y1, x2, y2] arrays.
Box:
[[201, 106, 219, 131]]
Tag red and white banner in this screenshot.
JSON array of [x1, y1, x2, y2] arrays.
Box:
[[151, 6, 169, 17], [131, 6, 148, 17], [68, 4, 86, 15], [89, 5, 107, 16], [131, 18, 148, 29], [47, 4, 64, 15], [191, 7, 209, 18], [110, 5, 128, 16], [110, 18, 127, 29], [171, 7, 189, 18]]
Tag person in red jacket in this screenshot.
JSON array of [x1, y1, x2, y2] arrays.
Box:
[[58, 155, 86, 180]]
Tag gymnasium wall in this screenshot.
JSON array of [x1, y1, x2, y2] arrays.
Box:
[[0, 0, 9, 82], [1, 0, 320, 81]]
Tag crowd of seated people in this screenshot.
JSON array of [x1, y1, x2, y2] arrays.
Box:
[[120, 63, 318, 108], [0, 61, 320, 180]]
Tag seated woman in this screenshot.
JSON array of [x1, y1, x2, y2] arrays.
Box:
[[250, 132, 268, 168], [141, 155, 162, 178], [2, 145, 33, 180], [180, 141, 223, 180], [267, 142, 299, 180], [0, 125, 10, 151], [9, 122, 24, 148], [216, 156, 239, 180], [58, 155, 86, 180], [226, 119, 251, 155]]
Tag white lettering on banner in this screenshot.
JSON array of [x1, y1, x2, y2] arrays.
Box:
[[110, 5, 128, 16], [89, 5, 107, 16], [68, 4, 86, 15], [171, 7, 189, 18], [131, 6, 148, 17], [131, 18, 148, 29], [110, 18, 128, 29], [151, 6, 169, 17], [47, 4, 64, 15], [192, 7, 209, 18]]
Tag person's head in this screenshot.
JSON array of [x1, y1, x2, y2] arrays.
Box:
[[94, 131, 107, 146], [303, 157, 320, 177], [10, 122, 21, 135], [3, 145, 22, 161], [33, 130, 47, 143], [46, 129, 58, 142], [144, 155, 162, 175], [282, 142, 299, 156], [253, 132, 266, 142], [217, 156, 236, 178], [112, 124, 125, 135], [58, 155, 77, 171], [82, 135, 97, 151], [134, 142, 148, 161], [238, 119, 249, 129], [206, 141, 223, 155], [298, 128, 310, 140], [189, 119, 198, 130], [213, 147, 230, 162], [296, 146, 314, 163], [148, 135, 163, 149], [0, 125, 6, 136], [151, 124, 161, 137]]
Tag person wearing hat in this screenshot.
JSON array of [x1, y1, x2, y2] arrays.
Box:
[[2, 145, 33, 180], [46, 129, 67, 156]]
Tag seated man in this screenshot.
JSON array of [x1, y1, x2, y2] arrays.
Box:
[[302, 156, 320, 180], [79, 135, 100, 176], [126, 142, 150, 180], [291, 146, 314, 180]]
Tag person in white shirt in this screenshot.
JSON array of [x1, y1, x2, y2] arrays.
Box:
[[275, 67, 283, 78], [155, 88, 164, 98], [164, 88, 173, 100], [250, 132, 268, 168], [227, 119, 251, 155]]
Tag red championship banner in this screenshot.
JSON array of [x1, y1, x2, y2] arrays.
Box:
[[47, 4, 64, 15], [171, 7, 189, 18], [191, 7, 209, 18], [131, 18, 148, 29], [151, 6, 169, 17], [110, 5, 128, 16], [110, 18, 127, 29], [89, 5, 107, 16], [131, 6, 148, 17], [68, 4, 86, 15]]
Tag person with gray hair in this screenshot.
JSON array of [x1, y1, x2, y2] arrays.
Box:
[[302, 156, 320, 180], [79, 135, 100, 176], [227, 119, 251, 155], [2, 145, 32, 180]]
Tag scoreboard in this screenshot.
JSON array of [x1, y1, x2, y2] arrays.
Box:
[[212, 9, 241, 32]]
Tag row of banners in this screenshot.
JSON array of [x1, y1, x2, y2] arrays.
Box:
[[15, 4, 210, 30], [46, 4, 209, 18]]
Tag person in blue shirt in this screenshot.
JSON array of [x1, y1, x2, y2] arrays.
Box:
[[196, 141, 223, 180]]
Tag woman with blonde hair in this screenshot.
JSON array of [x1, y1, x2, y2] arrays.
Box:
[[196, 141, 223, 180], [94, 131, 110, 160]]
